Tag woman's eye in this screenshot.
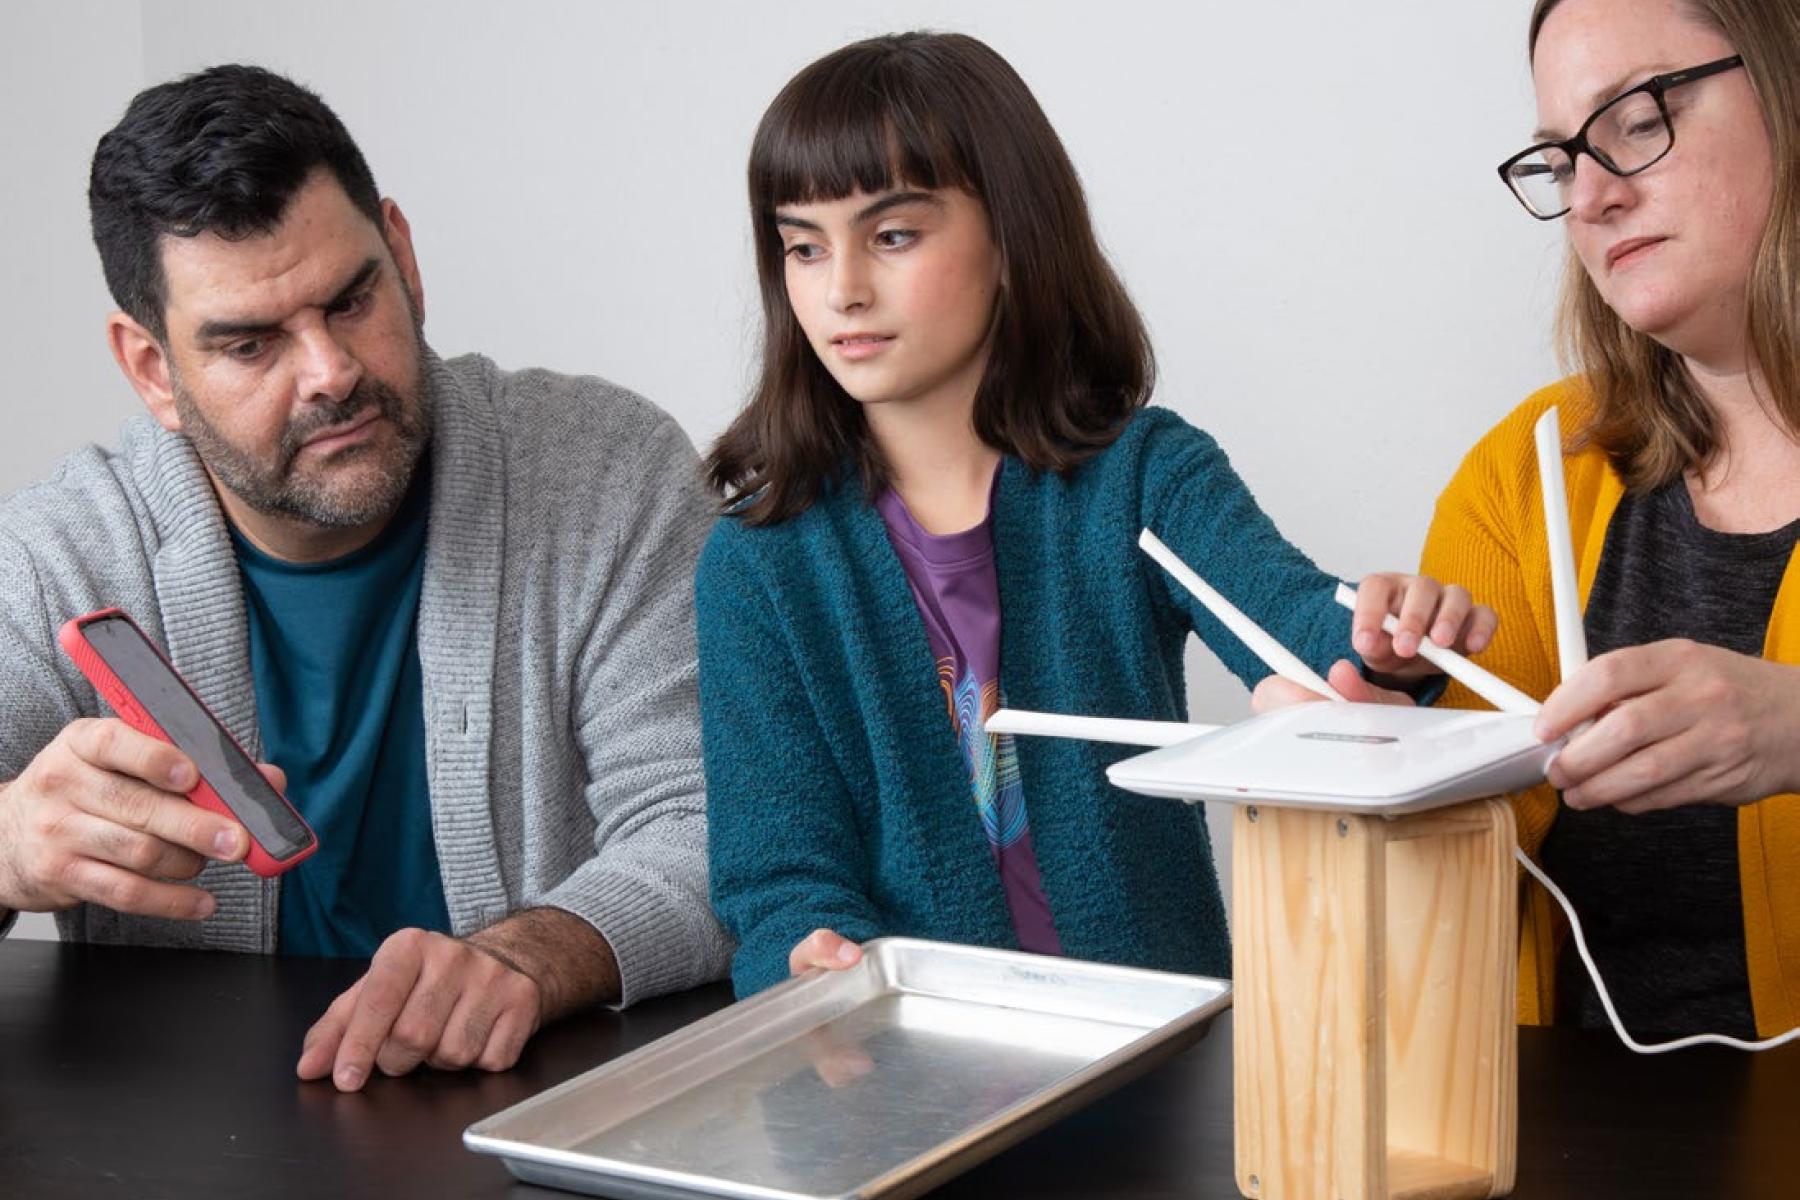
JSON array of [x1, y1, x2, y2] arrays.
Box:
[[874, 228, 918, 250], [785, 242, 823, 262]]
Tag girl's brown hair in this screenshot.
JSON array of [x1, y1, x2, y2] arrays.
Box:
[[706, 32, 1155, 524], [1529, 0, 1800, 488]]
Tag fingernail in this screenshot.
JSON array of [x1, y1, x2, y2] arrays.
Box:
[[836, 942, 859, 965], [336, 1065, 364, 1090], [169, 762, 195, 790], [1353, 630, 1373, 654], [213, 828, 242, 858], [196, 893, 216, 919], [1432, 622, 1454, 645], [1532, 719, 1549, 740]]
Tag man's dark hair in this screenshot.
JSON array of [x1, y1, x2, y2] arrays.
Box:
[[88, 64, 383, 340]]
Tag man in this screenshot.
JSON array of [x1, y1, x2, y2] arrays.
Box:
[[0, 65, 729, 1090]]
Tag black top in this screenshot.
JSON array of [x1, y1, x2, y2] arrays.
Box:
[[1543, 476, 1800, 1038]]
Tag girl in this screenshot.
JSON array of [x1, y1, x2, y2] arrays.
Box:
[[699, 31, 1490, 996], [1424, 0, 1800, 1038]]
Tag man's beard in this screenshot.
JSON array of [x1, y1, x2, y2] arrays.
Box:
[[172, 354, 435, 530]]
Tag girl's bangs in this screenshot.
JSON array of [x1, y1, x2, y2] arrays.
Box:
[[751, 63, 973, 210]]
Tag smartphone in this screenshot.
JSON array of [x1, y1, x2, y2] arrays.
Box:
[[58, 608, 317, 877]]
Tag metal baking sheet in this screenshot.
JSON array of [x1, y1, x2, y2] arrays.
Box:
[[464, 937, 1230, 1200]]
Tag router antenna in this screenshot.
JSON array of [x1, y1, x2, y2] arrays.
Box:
[[1534, 407, 1588, 683]]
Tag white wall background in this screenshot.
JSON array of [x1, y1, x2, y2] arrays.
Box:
[[2, 1, 1565, 944]]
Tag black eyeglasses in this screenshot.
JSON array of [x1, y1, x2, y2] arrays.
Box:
[[1498, 55, 1744, 220]]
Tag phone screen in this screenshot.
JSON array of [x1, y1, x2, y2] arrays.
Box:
[[82, 616, 314, 861]]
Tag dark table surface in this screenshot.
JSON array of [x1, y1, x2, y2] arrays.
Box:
[[3, 938, 1797, 1199]]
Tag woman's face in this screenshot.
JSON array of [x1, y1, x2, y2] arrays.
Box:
[[1532, 0, 1773, 368], [774, 186, 1002, 417]]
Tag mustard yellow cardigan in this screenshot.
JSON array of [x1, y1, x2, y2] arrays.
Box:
[[1422, 378, 1800, 1036]]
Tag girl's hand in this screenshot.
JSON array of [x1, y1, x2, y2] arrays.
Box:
[[1251, 660, 1416, 712], [1537, 640, 1800, 814], [1348, 574, 1497, 681], [788, 928, 864, 977]]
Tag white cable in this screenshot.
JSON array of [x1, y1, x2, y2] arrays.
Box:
[[1514, 846, 1800, 1054]]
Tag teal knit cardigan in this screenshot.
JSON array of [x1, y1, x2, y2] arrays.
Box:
[[696, 407, 1353, 996]]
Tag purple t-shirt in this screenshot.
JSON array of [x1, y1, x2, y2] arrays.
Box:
[[876, 480, 1063, 956]]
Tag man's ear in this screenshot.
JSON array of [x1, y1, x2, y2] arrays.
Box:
[[107, 312, 182, 432], [380, 198, 425, 323]]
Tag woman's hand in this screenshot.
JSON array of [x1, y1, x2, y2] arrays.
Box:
[[1537, 640, 1800, 814], [1347, 573, 1497, 680], [788, 927, 864, 977]]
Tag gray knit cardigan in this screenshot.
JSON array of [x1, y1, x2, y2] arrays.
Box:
[[0, 351, 731, 1005]]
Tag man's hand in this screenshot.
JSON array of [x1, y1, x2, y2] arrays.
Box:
[[0, 718, 253, 919], [1538, 641, 1800, 814], [296, 907, 619, 1090]]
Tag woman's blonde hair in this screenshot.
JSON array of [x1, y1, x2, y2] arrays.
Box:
[[1529, 0, 1800, 488]]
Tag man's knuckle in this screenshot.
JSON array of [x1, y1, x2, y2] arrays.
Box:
[[110, 785, 158, 833], [32, 754, 73, 798], [436, 1035, 479, 1069], [101, 872, 149, 911], [122, 835, 163, 875], [384, 927, 431, 958], [86, 720, 126, 763], [477, 1043, 518, 1073], [52, 851, 90, 891], [388, 1017, 436, 1057]]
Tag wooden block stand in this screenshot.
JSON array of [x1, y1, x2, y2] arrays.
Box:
[[1231, 798, 1517, 1200]]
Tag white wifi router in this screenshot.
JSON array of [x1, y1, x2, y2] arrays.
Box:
[[988, 407, 1581, 817], [1102, 704, 1553, 814]]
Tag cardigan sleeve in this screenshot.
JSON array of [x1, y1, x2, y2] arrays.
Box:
[[0, 530, 89, 944], [1138, 416, 1353, 689], [545, 415, 733, 1007], [696, 523, 884, 997], [0, 528, 83, 783]]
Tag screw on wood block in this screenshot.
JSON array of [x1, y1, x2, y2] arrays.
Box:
[[1337, 818, 1350, 837], [1247, 806, 1259, 822], [1247, 1174, 1259, 1192]]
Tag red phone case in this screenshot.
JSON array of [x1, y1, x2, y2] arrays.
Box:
[[57, 608, 316, 878]]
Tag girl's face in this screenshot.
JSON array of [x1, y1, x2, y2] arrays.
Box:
[[775, 186, 1002, 415], [1532, 0, 1773, 368]]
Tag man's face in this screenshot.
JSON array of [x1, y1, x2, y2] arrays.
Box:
[[155, 170, 432, 531]]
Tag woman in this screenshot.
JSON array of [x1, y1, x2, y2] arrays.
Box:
[[697, 32, 1489, 996], [1425, 0, 1800, 1037]]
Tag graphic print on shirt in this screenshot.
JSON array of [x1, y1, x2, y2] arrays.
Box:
[[942, 657, 1028, 850]]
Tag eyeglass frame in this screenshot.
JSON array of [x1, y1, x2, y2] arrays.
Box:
[[1496, 54, 1745, 220]]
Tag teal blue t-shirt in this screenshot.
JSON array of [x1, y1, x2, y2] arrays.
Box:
[[232, 469, 451, 957]]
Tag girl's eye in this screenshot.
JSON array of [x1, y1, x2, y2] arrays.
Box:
[[785, 242, 824, 263], [874, 228, 918, 250]]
